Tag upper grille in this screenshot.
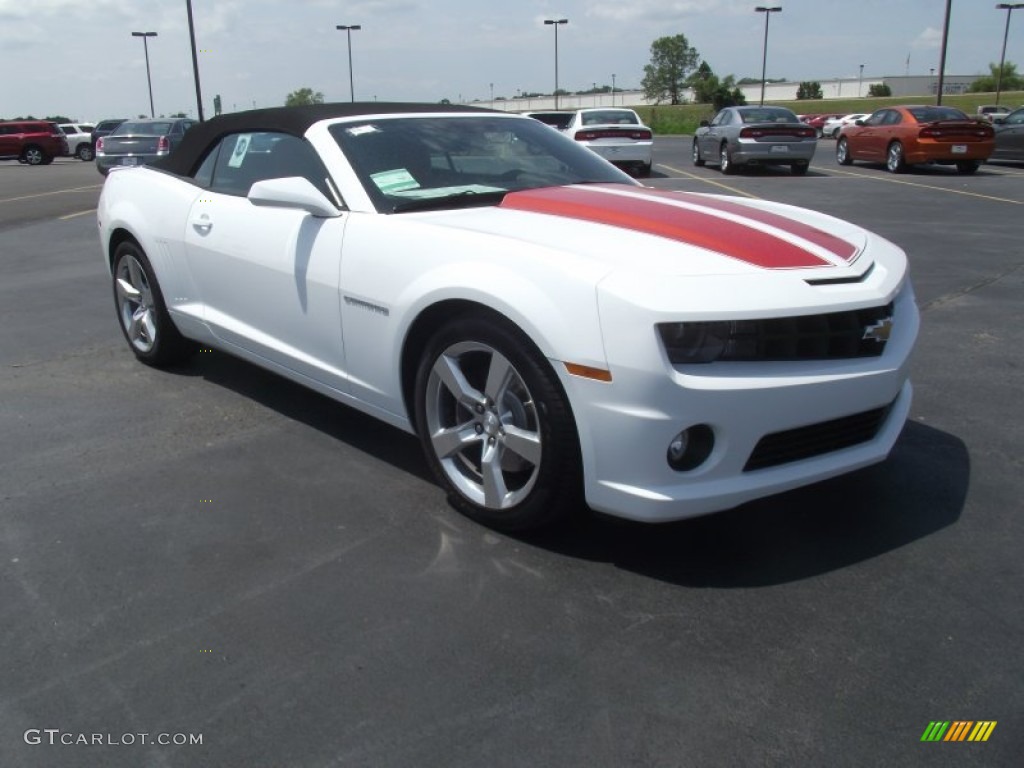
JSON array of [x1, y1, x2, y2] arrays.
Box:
[[658, 302, 894, 364]]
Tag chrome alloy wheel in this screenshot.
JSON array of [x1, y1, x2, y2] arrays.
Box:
[[115, 254, 157, 353], [423, 341, 542, 510]]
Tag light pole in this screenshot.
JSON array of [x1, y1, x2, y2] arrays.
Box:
[[611, 73, 616, 106], [185, 0, 204, 121], [858, 63, 865, 97], [131, 32, 158, 117], [490, 82, 494, 108], [544, 19, 568, 109], [336, 24, 361, 102], [996, 4, 1024, 105], [936, 0, 952, 105], [755, 7, 782, 107]]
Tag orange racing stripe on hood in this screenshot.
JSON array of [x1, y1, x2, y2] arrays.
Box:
[[499, 185, 834, 269]]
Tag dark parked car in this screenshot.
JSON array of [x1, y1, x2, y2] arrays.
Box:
[[90, 119, 127, 152], [0, 120, 69, 165], [95, 117, 197, 175], [990, 107, 1024, 162], [693, 106, 817, 175], [523, 111, 575, 130]]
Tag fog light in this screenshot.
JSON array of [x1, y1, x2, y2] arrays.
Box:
[[666, 425, 714, 471]]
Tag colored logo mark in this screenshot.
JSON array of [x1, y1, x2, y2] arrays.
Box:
[[921, 721, 996, 742]]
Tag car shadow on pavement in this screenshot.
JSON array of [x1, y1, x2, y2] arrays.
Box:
[[527, 419, 969, 588], [168, 348, 434, 483], [168, 351, 968, 588]]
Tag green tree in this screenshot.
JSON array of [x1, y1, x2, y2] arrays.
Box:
[[868, 83, 892, 97], [285, 87, 325, 107], [687, 62, 746, 110], [642, 34, 700, 105], [969, 61, 1023, 92], [796, 81, 823, 100]]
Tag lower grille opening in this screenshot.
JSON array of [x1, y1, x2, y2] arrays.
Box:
[[743, 403, 893, 472]]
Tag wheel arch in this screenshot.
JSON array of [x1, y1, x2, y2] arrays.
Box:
[[399, 299, 579, 437]]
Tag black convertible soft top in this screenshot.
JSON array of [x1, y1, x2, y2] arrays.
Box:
[[151, 101, 495, 177]]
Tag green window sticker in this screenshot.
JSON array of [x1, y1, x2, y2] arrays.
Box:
[[371, 168, 420, 193]]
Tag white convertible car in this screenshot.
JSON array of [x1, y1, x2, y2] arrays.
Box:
[[97, 103, 918, 531]]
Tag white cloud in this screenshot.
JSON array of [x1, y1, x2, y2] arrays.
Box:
[[911, 27, 942, 51]]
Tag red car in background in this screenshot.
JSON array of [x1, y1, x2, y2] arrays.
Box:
[[805, 113, 845, 137], [836, 105, 994, 174]]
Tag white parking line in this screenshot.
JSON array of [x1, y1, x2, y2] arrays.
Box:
[[654, 164, 762, 199], [59, 209, 96, 220], [823, 167, 1024, 205], [0, 184, 102, 204]]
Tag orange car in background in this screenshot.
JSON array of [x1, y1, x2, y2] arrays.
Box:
[[836, 105, 994, 174]]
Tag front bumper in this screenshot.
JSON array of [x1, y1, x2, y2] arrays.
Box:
[[563, 282, 918, 523]]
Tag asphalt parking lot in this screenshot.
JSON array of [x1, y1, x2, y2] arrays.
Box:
[[2, 143, 1021, 767]]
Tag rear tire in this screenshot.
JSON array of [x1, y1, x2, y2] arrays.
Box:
[[791, 162, 809, 176], [112, 240, 195, 367], [22, 146, 44, 165], [636, 162, 652, 178], [719, 143, 736, 175], [956, 161, 980, 174], [886, 141, 907, 174], [76, 144, 95, 161], [414, 314, 582, 532]]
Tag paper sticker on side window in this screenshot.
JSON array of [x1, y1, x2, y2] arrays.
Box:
[[228, 134, 252, 168]]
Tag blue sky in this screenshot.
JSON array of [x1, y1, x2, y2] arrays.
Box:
[[1, 0, 1018, 120]]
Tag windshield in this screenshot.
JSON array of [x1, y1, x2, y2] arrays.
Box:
[[329, 115, 635, 214]]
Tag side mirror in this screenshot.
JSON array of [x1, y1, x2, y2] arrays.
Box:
[[699, 119, 710, 128], [855, 119, 865, 126], [993, 117, 1007, 125], [248, 177, 341, 218]]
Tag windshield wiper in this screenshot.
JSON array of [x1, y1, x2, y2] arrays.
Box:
[[390, 189, 508, 213]]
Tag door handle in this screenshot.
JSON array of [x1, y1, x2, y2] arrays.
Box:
[[191, 213, 212, 234]]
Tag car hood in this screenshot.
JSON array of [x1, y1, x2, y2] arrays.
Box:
[[406, 183, 906, 315], [412, 183, 870, 276]]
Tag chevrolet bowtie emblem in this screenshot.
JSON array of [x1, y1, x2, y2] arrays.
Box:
[[863, 317, 894, 342]]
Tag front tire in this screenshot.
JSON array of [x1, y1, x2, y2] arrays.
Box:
[[886, 141, 907, 173], [112, 240, 195, 367], [77, 144, 95, 161], [692, 140, 705, 167], [836, 137, 853, 165], [414, 314, 581, 531]]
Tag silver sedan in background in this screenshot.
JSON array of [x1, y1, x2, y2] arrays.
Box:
[[693, 106, 817, 175], [95, 117, 197, 176]]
